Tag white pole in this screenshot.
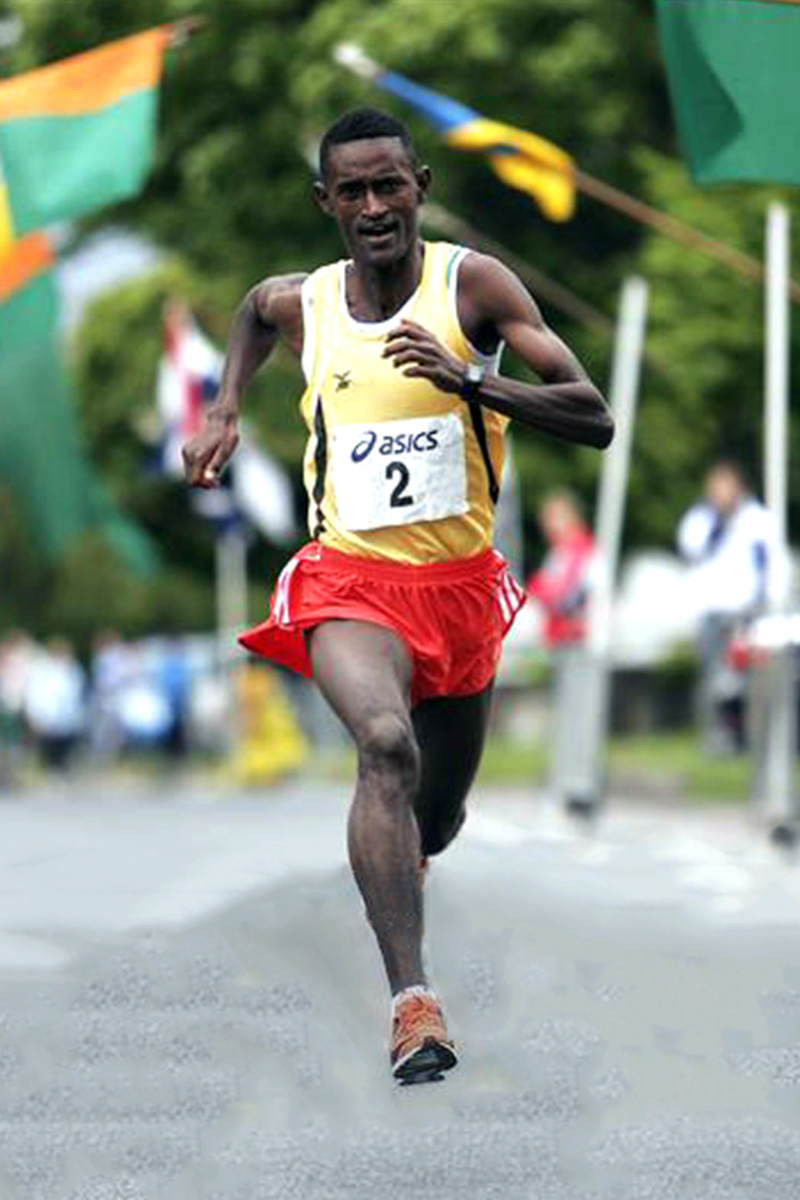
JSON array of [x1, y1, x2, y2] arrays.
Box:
[[588, 276, 649, 657], [765, 202, 790, 604], [215, 525, 249, 667], [557, 277, 648, 815], [757, 203, 796, 829]]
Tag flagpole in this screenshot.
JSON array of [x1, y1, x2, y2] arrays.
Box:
[[574, 170, 800, 306], [764, 204, 790, 578], [168, 16, 208, 47], [755, 203, 797, 835], [589, 277, 649, 661], [557, 276, 648, 817], [215, 522, 248, 668]]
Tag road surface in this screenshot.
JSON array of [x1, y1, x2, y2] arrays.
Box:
[[1, 774, 800, 1199]]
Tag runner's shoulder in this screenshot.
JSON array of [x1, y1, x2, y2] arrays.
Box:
[[253, 273, 307, 329], [457, 250, 530, 305], [456, 249, 542, 327]]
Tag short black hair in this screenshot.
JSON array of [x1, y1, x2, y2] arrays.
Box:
[[318, 107, 417, 180]]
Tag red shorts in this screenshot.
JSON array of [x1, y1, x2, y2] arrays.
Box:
[[239, 542, 526, 706]]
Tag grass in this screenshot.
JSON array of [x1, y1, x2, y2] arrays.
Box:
[[479, 731, 757, 802], [608, 732, 752, 801], [314, 730, 759, 804]]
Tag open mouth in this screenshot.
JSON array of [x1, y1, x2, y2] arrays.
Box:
[[360, 224, 397, 244]]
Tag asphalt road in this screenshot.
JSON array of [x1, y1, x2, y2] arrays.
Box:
[[2, 775, 800, 1200]]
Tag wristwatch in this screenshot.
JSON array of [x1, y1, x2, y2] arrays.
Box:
[[461, 361, 485, 401]]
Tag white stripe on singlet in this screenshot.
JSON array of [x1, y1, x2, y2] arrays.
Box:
[[300, 274, 317, 386]]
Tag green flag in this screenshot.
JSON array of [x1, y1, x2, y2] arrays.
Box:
[[655, 0, 800, 185], [0, 235, 157, 572], [0, 27, 171, 255]]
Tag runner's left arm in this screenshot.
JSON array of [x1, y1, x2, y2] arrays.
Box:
[[383, 254, 613, 449]]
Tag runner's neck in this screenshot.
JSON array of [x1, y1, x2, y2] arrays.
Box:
[[345, 240, 426, 323]]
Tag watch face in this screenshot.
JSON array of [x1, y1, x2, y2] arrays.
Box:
[[466, 363, 484, 384]]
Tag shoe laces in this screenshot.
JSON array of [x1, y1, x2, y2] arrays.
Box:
[[393, 993, 444, 1044]]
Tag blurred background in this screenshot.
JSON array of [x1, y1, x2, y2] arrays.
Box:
[[0, 0, 798, 811], [6, 6, 800, 1197]]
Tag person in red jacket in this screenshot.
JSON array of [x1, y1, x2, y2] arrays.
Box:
[[528, 492, 594, 645], [527, 491, 595, 814]]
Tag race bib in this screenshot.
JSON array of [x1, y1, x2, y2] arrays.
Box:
[[332, 413, 468, 531]]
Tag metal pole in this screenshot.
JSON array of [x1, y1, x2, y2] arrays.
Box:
[[215, 525, 249, 667], [589, 276, 649, 659], [558, 277, 649, 817], [756, 204, 797, 831], [765, 204, 790, 590]]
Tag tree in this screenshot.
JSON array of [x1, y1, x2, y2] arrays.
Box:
[[4, 0, 798, 624]]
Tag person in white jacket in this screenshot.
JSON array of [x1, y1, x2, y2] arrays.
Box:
[[677, 461, 774, 754], [24, 637, 86, 772]]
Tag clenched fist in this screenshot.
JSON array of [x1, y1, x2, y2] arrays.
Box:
[[182, 409, 240, 488]]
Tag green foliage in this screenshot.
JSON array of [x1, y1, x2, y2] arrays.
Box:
[[3, 0, 799, 638], [0, 488, 214, 654]]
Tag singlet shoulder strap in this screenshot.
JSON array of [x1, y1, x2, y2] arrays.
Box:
[[467, 399, 500, 505], [442, 243, 503, 507]]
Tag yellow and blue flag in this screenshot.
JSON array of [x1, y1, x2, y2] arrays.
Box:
[[370, 68, 575, 222]]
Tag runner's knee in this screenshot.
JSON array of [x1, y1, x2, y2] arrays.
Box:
[[357, 712, 420, 792], [420, 805, 466, 857]]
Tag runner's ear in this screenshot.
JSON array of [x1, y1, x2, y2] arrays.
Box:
[[415, 165, 432, 201], [313, 180, 334, 216]]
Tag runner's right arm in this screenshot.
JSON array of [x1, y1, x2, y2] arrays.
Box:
[[182, 275, 304, 488]]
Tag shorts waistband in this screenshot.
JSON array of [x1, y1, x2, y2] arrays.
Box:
[[306, 542, 501, 584]]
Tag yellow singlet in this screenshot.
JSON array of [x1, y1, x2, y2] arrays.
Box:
[[299, 241, 507, 565]]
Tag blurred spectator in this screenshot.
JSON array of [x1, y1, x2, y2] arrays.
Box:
[[528, 492, 593, 645], [0, 630, 37, 783], [677, 461, 776, 754], [115, 642, 172, 752], [23, 637, 86, 772], [158, 638, 192, 760], [88, 628, 132, 761], [527, 491, 595, 810]]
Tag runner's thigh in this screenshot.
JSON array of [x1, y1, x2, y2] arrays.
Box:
[[306, 619, 413, 740]]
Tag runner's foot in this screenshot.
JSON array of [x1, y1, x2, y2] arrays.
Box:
[[390, 988, 457, 1084]]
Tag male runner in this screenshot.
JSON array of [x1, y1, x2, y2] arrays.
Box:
[[183, 108, 613, 1084]]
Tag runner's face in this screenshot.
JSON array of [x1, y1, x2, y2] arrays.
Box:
[[317, 138, 428, 267]]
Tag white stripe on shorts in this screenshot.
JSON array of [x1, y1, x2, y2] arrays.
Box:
[[273, 557, 301, 627], [497, 567, 524, 627], [497, 575, 513, 624]]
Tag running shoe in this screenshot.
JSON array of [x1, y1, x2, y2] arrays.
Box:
[[390, 991, 457, 1084]]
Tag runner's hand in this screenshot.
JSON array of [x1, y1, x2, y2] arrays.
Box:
[[383, 320, 467, 394], [182, 410, 240, 488]]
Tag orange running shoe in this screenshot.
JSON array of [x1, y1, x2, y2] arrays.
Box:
[[390, 990, 457, 1084]]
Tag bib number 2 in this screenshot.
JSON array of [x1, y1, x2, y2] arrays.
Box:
[[332, 412, 468, 531], [386, 461, 413, 508]]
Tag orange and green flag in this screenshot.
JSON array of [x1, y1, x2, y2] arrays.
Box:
[[0, 26, 172, 255], [0, 234, 157, 571], [655, 0, 800, 185]]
